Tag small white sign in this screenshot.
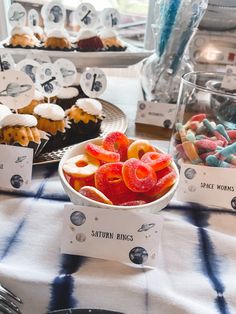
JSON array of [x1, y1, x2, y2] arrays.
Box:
[[16, 59, 40, 83], [35, 63, 63, 97], [61, 204, 164, 267], [221, 65, 236, 91], [101, 8, 120, 29], [54, 58, 77, 87], [8, 3, 26, 28], [76, 3, 99, 29], [28, 9, 40, 28], [177, 163, 236, 211], [0, 70, 34, 110], [80, 68, 107, 98], [42, 1, 66, 30], [0, 145, 33, 191], [0, 53, 15, 72], [136, 101, 177, 129]]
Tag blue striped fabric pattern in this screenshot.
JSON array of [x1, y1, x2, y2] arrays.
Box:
[[0, 164, 236, 314]]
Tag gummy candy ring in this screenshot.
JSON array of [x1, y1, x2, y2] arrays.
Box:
[[62, 154, 100, 178]]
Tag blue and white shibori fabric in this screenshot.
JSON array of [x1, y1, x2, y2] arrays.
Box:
[[0, 163, 236, 314]]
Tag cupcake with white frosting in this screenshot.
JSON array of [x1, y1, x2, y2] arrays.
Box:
[[76, 29, 104, 52], [9, 26, 40, 48], [19, 90, 45, 115], [33, 103, 69, 151], [0, 105, 12, 122], [99, 28, 126, 51], [56, 87, 79, 110], [44, 28, 71, 50], [66, 98, 103, 143], [31, 26, 45, 42]]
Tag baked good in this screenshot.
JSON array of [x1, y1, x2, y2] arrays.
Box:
[[66, 98, 103, 144], [18, 90, 44, 115], [33, 103, 69, 151], [31, 26, 45, 42], [99, 28, 126, 51], [76, 29, 104, 52], [44, 29, 71, 50], [9, 26, 39, 48], [56, 87, 79, 110], [0, 105, 12, 121], [0, 114, 41, 147]]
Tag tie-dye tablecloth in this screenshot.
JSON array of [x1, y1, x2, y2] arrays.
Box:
[[0, 162, 236, 314]]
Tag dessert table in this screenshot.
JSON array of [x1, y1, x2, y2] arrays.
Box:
[[0, 68, 236, 314]]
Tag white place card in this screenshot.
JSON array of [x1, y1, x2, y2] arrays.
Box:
[[221, 65, 236, 91], [135, 101, 177, 129], [177, 163, 236, 211], [80, 68, 107, 98], [0, 145, 33, 191], [61, 204, 164, 267]]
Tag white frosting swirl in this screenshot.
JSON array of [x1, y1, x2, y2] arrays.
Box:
[[77, 29, 97, 41], [46, 28, 70, 39], [0, 105, 12, 121], [11, 26, 33, 36], [34, 103, 65, 121], [57, 87, 79, 99], [99, 28, 117, 39], [0, 114, 37, 128], [75, 98, 102, 116]]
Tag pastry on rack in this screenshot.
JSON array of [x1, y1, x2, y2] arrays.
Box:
[[44, 28, 71, 50], [31, 25, 45, 42], [66, 98, 103, 143], [99, 29, 127, 51], [18, 90, 44, 115], [56, 87, 80, 110], [0, 114, 41, 147], [33, 103, 69, 151], [76, 29, 104, 52], [9, 26, 40, 48]]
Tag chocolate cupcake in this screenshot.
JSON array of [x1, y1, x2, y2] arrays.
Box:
[[18, 90, 44, 115], [99, 28, 126, 51], [33, 103, 69, 151], [56, 87, 79, 110], [9, 26, 39, 48], [76, 29, 104, 52], [44, 28, 71, 50], [66, 98, 103, 144]]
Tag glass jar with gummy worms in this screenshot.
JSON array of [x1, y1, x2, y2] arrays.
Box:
[[170, 71, 236, 169]]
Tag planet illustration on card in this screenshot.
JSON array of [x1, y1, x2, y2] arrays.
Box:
[[60, 68, 75, 78], [15, 156, 27, 163], [184, 168, 197, 180], [231, 197, 236, 210], [10, 174, 24, 189], [0, 83, 32, 97], [129, 247, 148, 265], [138, 223, 155, 232], [70, 211, 86, 226], [9, 11, 25, 22]]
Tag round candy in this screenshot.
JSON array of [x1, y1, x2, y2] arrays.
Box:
[[79, 186, 113, 205], [64, 173, 95, 192], [86, 143, 120, 163], [102, 131, 129, 161], [63, 154, 100, 178], [146, 169, 177, 197], [95, 162, 136, 204], [127, 140, 156, 159], [122, 158, 157, 193], [141, 152, 172, 171]]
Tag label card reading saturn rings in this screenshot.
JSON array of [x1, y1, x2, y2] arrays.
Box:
[[54, 59, 77, 87], [76, 3, 99, 28], [8, 3, 26, 27], [80, 68, 107, 98], [61, 205, 164, 267], [177, 163, 236, 211], [136, 101, 177, 129], [35, 63, 63, 97], [0, 145, 33, 191], [0, 70, 34, 110], [0, 53, 15, 72]]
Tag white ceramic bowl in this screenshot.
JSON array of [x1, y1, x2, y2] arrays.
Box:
[[58, 137, 179, 213]]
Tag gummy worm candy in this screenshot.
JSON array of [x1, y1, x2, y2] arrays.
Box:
[[206, 155, 236, 168], [182, 141, 201, 164], [215, 142, 236, 161], [203, 119, 228, 146]]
